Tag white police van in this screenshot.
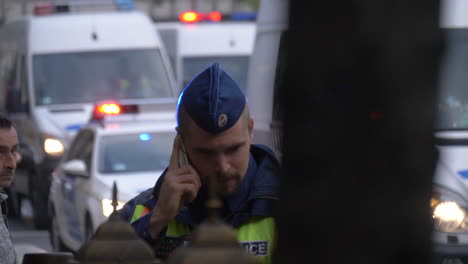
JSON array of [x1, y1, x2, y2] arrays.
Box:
[[0, 0, 176, 228], [155, 11, 256, 92], [432, 0, 468, 263], [49, 100, 176, 252]]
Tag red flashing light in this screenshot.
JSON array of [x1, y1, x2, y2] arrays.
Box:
[[34, 2, 54, 15], [179, 11, 223, 23], [91, 102, 140, 124], [208, 11, 222, 22], [97, 103, 121, 115], [92, 102, 121, 122], [180, 11, 199, 23]]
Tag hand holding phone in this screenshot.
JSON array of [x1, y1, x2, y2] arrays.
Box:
[[149, 133, 201, 238], [177, 134, 189, 168]]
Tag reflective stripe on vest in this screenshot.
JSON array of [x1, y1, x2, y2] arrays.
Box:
[[131, 204, 151, 223], [165, 216, 276, 264], [235, 216, 275, 264], [166, 220, 191, 236]]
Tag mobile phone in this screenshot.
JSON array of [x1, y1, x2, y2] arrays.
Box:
[[178, 134, 189, 168]]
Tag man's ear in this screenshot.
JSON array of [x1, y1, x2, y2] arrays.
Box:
[[248, 117, 254, 140]]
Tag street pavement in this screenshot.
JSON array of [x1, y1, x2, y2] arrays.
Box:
[[8, 199, 55, 264]]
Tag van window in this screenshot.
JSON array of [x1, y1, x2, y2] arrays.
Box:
[[182, 56, 249, 91], [18, 55, 29, 113], [0, 52, 16, 111], [33, 49, 172, 105], [66, 129, 94, 172], [436, 29, 468, 130]]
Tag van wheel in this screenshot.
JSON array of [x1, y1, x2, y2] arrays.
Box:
[[30, 171, 50, 229], [49, 208, 69, 252]]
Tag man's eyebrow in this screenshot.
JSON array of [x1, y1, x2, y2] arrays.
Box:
[[227, 142, 246, 150], [195, 141, 246, 153], [0, 144, 19, 151], [195, 146, 215, 153]]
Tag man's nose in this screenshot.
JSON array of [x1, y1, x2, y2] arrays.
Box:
[[215, 154, 230, 174], [4, 152, 17, 170]]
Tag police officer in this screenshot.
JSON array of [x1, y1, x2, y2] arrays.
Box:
[[119, 63, 280, 264]]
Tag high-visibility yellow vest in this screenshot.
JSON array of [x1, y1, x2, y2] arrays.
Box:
[[131, 206, 276, 264]]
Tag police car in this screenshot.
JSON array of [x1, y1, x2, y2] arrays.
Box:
[[48, 100, 177, 252], [431, 0, 468, 262]]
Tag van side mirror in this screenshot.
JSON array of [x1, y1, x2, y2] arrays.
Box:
[[6, 89, 29, 114], [62, 160, 88, 177]]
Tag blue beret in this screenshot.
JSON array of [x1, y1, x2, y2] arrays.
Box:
[[178, 62, 246, 134]]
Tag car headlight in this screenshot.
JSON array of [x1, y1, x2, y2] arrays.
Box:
[[44, 137, 64, 156], [431, 185, 468, 233], [102, 199, 125, 217]]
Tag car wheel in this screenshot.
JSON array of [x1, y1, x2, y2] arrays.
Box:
[[49, 208, 69, 252], [85, 215, 94, 243]]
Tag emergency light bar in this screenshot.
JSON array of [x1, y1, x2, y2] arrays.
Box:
[[179, 11, 222, 23], [34, 0, 134, 15], [91, 102, 139, 123], [90, 99, 177, 126]]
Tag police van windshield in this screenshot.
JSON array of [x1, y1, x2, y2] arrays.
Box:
[[436, 29, 468, 130], [33, 49, 172, 105], [98, 131, 173, 174], [183, 56, 249, 91]]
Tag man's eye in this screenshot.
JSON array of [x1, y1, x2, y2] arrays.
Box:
[[198, 149, 213, 155], [226, 145, 241, 154]]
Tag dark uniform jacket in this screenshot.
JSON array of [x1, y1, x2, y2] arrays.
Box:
[[119, 144, 280, 262]]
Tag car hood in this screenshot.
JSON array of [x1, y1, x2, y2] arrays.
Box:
[[97, 171, 163, 202]]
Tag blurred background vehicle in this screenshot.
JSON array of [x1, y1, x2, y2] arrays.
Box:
[[156, 10, 256, 92], [0, 0, 176, 229], [245, 0, 287, 158], [431, 0, 468, 263], [48, 100, 176, 252]]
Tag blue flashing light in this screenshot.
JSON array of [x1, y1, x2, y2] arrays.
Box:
[[230, 12, 257, 21], [459, 170, 468, 179], [66, 124, 83, 131], [140, 133, 151, 141], [139, 133, 152, 141], [115, 0, 135, 10]]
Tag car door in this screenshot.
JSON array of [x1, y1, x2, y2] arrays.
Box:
[[73, 131, 95, 243], [59, 129, 94, 247]]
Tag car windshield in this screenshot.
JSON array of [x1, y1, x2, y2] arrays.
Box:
[[33, 49, 172, 105], [436, 29, 468, 130], [98, 131, 174, 174], [183, 56, 249, 91]]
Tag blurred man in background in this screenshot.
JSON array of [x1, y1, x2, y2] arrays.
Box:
[[0, 114, 19, 264]]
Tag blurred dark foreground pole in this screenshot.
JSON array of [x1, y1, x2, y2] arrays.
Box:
[[277, 1, 443, 264]]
